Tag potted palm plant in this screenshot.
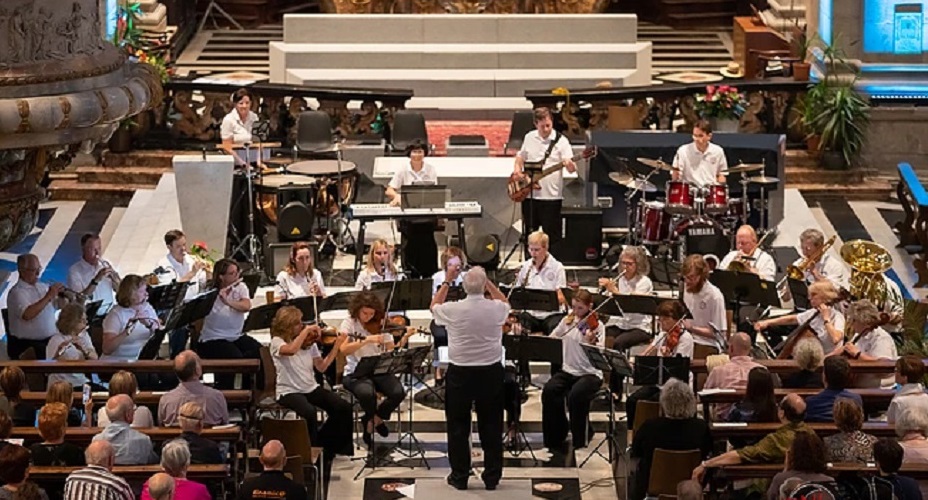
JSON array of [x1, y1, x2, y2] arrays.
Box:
[[791, 29, 814, 81], [810, 83, 869, 170]]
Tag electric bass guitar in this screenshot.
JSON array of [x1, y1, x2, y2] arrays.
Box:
[[507, 146, 597, 203]]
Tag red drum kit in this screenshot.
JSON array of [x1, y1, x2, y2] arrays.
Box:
[[611, 157, 779, 249]]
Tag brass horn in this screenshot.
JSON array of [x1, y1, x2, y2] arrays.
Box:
[[840, 239, 893, 307]]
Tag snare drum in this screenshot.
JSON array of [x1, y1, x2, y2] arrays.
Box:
[[256, 174, 316, 225], [639, 201, 671, 245], [287, 160, 359, 216], [703, 184, 729, 215], [665, 181, 695, 215], [726, 197, 748, 221]]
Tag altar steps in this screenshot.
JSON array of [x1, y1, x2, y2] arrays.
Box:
[[47, 151, 175, 206]]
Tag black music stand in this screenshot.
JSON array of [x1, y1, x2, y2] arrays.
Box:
[[633, 356, 690, 386], [579, 345, 632, 468], [788, 278, 811, 311], [390, 347, 433, 470], [242, 296, 317, 332], [710, 270, 781, 332], [351, 351, 405, 479], [372, 279, 432, 312], [139, 289, 218, 360], [502, 287, 561, 316], [85, 300, 105, 322], [445, 285, 466, 302], [148, 281, 190, 319], [649, 256, 681, 292], [320, 290, 361, 312]]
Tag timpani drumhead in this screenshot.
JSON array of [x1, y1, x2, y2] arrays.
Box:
[[287, 160, 357, 176], [258, 174, 316, 189]]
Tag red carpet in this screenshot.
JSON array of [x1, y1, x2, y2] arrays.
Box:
[[425, 120, 512, 156]]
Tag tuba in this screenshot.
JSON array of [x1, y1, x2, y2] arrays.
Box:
[[840, 239, 893, 308]]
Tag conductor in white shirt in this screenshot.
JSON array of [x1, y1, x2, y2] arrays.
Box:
[[512, 108, 576, 251], [431, 266, 509, 491], [672, 119, 728, 188], [67, 233, 120, 307]]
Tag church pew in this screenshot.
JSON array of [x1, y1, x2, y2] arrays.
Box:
[[698, 388, 896, 419], [895, 162, 928, 287], [9, 426, 241, 445], [689, 359, 903, 376], [709, 422, 896, 439], [20, 390, 253, 408], [27, 464, 230, 481], [0, 359, 259, 374], [708, 463, 928, 493]]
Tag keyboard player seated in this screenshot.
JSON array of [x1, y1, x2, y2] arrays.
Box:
[[384, 141, 439, 279]]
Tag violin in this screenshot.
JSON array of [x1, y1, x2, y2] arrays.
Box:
[[565, 311, 600, 340], [663, 323, 683, 356]]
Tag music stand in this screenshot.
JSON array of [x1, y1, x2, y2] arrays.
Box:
[[147, 281, 190, 318], [502, 335, 563, 365], [649, 256, 681, 292], [788, 278, 811, 310], [372, 279, 433, 312], [389, 347, 433, 469], [242, 296, 317, 333], [579, 345, 632, 468], [84, 300, 105, 321], [633, 356, 690, 386], [501, 287, 561, 315], [710, 270, 781, 330], [400, 185, 448, 209], [139, 289, 219, 360], [351, 351, 406, 479], [445, 285, 466, 302], [319, 291, 361, 312]]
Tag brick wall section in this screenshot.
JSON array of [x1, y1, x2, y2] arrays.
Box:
[[425, 120, 512, 156]]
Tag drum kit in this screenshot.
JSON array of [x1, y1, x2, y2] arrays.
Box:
[[610, 157, 780, 249], [257, 158, 360, 224]]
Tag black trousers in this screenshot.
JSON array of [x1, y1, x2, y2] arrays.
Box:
[[196, 335, 263, 390], [542, 371, 601, 449], [521, 198, 562, 251], [342, 373, 405, 422], [503, 367, 521, 426], [399, 220, 439, 279], [445, 363, 504, 486], [7, 336, 49, 361], [430, 320, 447, 369], [279, 388, 354, 456], [606, 326, 651, 397], [625, 385, 662, 430]]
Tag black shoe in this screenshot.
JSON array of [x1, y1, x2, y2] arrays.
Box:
[[447, 476, 467, 490], [376, 422, 389, 438], [485, 482, 498, 491], [362, 431, 372, 447]]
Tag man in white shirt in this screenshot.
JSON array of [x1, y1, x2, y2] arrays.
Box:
[[794, 228, 848, 290], [512, 107, 576, 251], [719, 225, 776, 281], [7, 254, 66, 360], [681, 254, 728, 358], [155, 229, 209, 356], [672, 120, 728, 188], [431, 266, 509, 491], [67, 233, 120, 307]]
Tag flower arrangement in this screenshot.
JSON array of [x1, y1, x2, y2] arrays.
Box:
[[111, 1, 173, 83], [694, 85, 746, 120], [190, 241, 221, 265]]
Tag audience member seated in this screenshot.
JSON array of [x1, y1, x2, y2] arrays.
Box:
[[704, 333, 761, 419], [888, 355, 928, 424], [823, 397, 877, 463], [158, 351, 228, 427], [93, 395, 157, 465], [97, 371, 154, 428], [804, 356, 862, 422], [0, 411, 13, 455], [630, 379, 712, 500], [145, 473, 174, 500], [765, 432, 833, 500], [0, 444, 50, 500], [898, 407, 928, 465], [0, 367, 36, 427], [239, 440, 308, 500], [63, 440, 134, 500], [780, 339, 825, 389], [141, 440, 209, 500], [102, 275, 161, 362], [176, 402, 222, 464], [677, 479, 704, 500], [874, 438, 923, 500], [727, 367, 779, 423], [45, 380, 90, 428], [31, 403, 85, 498], [692, 394, 812, 482], [47, 303, 98, 388]]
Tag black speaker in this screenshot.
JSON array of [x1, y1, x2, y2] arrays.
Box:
[[466, 234, 500, 271], [552, 207, 603, 266], [276, 185, 314, 241]]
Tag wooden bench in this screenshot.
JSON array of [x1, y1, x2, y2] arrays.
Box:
[[689, 359, 903, 376], [20, 390, 253, 408], [0, 359, 259, 374], [895, 162, 928, 287], [699, 388, 896, 419], [9, 426, 242, 445], [28, 464, 229, 481], [716, 462, 928, 480], [710, 422, 897, 440]]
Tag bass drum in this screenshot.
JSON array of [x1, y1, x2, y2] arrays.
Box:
[[672, 216, 728, 262], [287, 160, 359, 217], [255, 174, 317, 225]]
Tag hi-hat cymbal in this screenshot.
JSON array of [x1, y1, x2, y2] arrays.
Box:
[[727, 163, 765, 174], [623, 179, 658, 193], [636, 157, 675, 171], [746, 175, 780, 185], [609, 171, 633, 184]]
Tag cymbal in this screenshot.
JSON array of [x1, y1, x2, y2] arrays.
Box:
[[623, 179, 658, 193], [746, 175, 780, 185], [727, 163, 765, 174], [608, 171, 633, 184], [636, 157, 675, 171]]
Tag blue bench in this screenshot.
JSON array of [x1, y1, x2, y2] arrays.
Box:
[[896, 163, 928, 286]]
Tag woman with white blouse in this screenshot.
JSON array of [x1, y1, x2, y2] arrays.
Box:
[[220, 88, 262, 166], [102, 275, 161, 361], [196, 259, 258, 390], [355, 239, 401, 290], [274, 242, 325, 301], [46, 303, 98, 388]]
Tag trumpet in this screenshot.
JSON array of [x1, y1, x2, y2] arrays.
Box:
[[99, 259, 121, 283], [191, 254, 214, 273], [57, 285, 87, 304]]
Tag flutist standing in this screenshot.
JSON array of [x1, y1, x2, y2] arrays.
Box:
[[431, 266, 509, 491]]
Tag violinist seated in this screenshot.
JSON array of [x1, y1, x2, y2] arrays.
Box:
[[832, 299, 898, 388], [195, 259, 260, 390], [356, 239, 402, 290], [541, 289, 606, 450], [719, 225, 776, 281], [625, 300, 694, 428], [597, 245, 653, 399], [339, 291, 414, 447], [754, 280, 845, 357], [274, 241, 326, 301]]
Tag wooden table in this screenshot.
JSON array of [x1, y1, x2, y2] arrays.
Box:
[[710, 421, 896, 439], [0, 359, 259, 374], [9, 426, 242, 445], [699, 388, 895, 418]]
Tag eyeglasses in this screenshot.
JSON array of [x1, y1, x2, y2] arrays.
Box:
[[620, 260, 636, 266]]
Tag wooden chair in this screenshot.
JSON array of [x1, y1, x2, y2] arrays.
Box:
[[259, 418, 324, 500], [255, 346, 291, 420], [632, 400, 660, 434], [282, 455, 305, 485], [647, 448, 702, 497]]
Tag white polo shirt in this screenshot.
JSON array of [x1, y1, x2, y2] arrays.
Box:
[[648, 330, 695, 359], [719, 248, 777, 282], [683, 281, 728, 349], [551, 316, 606, 378], [46, 331, 96, 386], [275, 269, 326, 299], [431, 270, 465, 295], [355, 267, 400, 290], [340, 318, 386, 377], [433, 295, 509, 366], [793, 253, 849, 290], [517, 130, 574, 200], [855, 326, 897, 388], [796, 306, 846, 354], [101, 303, 159, 360], [7, 280, 58, 340], [388, 163, 438, 189], [199, 282, 249, 343], [515, 254, 566, 318], [220, 110, 258, 144], [156, 254, 207, 302], [609, 274, 654, 331], [270, 337, 320, 398], [672, 142, 728, 188], [67, 259, 117, 305]]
